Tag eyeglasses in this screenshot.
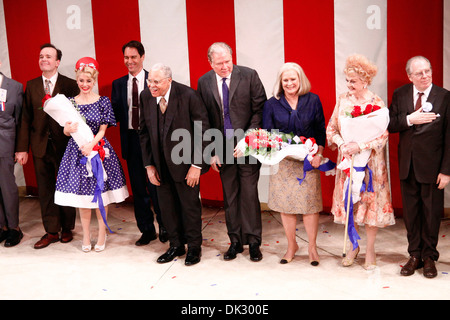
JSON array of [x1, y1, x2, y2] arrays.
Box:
[[146, 78, 169, 86], [411, 69, 432, 78]]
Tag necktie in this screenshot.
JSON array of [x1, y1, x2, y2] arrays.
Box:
[[160, 97, 167, 114], [415, 92, 424, 111], [44, 79, 51, 95], [222, 78, 232, 137], [131, 77, 139, 130]]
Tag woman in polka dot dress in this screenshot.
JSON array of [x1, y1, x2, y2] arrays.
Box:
[[55, 57, 129, 252]]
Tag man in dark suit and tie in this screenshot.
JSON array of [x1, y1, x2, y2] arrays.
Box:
[[15, 43, 79, 249], [111, 40, 166, 246], [139, 63, 210, 266], [388, 56, 450, 278], [0, 60, 23, 247], [197, 42, 267, 262]]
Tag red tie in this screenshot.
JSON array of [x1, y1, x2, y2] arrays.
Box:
[[415, 92, 424, 111]]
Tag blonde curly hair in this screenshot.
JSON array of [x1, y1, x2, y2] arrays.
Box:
[[344, 54, 377, 85], [75, 66, 99, 82]]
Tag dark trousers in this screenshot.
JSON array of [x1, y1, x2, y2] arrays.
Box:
[[33, 141, 75, 234], [157, 159, 202, 248], [0, 156, 19, 229], [126, 130, 162, 233], [219, 161, 262, 245], [400, 162, 444, 261]]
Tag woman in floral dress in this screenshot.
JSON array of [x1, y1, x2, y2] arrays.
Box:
[[55, 57, 128, 252], [326, 54, 394, 269]]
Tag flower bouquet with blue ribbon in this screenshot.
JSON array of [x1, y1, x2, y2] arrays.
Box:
[[236, 129, 335, 178], [338, 106, 389, 203], [338, 105, 390, 252]]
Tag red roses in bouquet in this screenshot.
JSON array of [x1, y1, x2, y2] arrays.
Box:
[[348, 104, 381, 118], [244, 128, 283, 154]]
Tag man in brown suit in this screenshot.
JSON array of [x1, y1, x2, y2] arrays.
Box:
[[16, 43, 79, 249], [388, 56, 450, 278]]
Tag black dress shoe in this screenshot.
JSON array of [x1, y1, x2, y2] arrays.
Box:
[[185, 246, 202, 266], [423, 257, 437, 278], [224, 242, 243, 260], [0, 229, 9, 243], [5, 229, 23, 247], [400, 256, 423, 276], [135, 231, 157, 246], [157, 246, 186, 263], [158, 227, 169, 243], [249, 243, 263, 262]]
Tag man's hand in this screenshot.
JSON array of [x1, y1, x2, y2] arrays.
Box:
[[409, 107, 438, 125], [146, 165, 161, 186], [233, 145, 244, 158], [437, 173, 450, 190], [210, 155, 222, 172], [185, 166, 201, 188], [15, 152, 28, 165]]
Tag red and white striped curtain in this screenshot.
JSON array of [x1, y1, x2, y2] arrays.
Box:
[[0, 0, 448, 214]]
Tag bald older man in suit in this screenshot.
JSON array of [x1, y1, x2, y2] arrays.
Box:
[[388, 56, 450, 278], [139, 63, 210, 266]]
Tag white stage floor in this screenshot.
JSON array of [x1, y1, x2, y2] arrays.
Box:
[[1, 197, 449, 301]]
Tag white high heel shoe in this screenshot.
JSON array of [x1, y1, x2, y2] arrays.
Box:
[[95, 235, 107, 252], [82, 243, 92, 253]]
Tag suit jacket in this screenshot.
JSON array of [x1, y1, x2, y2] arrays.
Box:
[[16, 73, 79, 158], [0, 73, 23, 157], [139, 80, 210, 182], [111, 70, 149, 159], [197, 65, 266, 144], [388, 83, 450, 183]]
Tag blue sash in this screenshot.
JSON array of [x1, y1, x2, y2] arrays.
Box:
[[80, 154, 113, 233]]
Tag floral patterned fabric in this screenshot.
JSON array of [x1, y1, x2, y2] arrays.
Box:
[[268, 158, 323, 214], [326, 92, 395, 227]]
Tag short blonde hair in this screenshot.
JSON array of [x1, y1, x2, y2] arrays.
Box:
[[75, 66, 98, 81], [273, 62, 311, 99], [344, 54, 377, 85]]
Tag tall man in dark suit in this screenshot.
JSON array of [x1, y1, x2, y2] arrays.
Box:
[[0, 61, 23, 247], [197, 42, 267, 262], [388, 56, 450, 278], [111, 40, 166, 246], [139, 63, 210, 265], [15, 43, 79, 249]]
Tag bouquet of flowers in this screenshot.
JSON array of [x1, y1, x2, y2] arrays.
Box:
[[236, 128, 312, 165], [338, 104, 389, 203], [236, 129, 335, 181], [43, 94, 94, 147]]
